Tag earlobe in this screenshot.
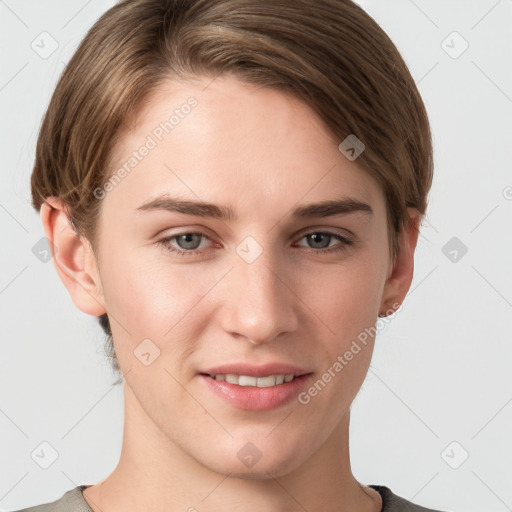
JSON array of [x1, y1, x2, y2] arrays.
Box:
[[40, 197, 106, 317], [379, 208, 421, 317]]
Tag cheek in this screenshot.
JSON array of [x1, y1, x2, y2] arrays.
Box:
[[300, 262, 384, 401], [305, 256, 385, 340], [98, 246, 221, 348]]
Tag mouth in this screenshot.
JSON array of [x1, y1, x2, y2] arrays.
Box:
[[197, 370, 313, 411]]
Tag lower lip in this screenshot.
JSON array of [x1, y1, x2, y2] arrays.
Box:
[[199, 374, 313, 411]]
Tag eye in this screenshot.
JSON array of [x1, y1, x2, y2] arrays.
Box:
[[158, 231, 214, 256], [295, 231, 354, 254]]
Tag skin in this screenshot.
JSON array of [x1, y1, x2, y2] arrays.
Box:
[[41, 75, 420, 512]]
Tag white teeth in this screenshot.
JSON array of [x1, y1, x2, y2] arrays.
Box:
[[212, 373, 296, 387], [238, 375, 257, 386], [256, 375, 276, 387]]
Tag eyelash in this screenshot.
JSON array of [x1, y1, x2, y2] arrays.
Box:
[[157, 231, 354, 257]]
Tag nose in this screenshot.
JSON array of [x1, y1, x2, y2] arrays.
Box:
[[218, 245, 299, 345]]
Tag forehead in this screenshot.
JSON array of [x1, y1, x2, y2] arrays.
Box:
[[103, 75, 385, 222]]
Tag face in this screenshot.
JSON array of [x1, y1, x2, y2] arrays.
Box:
[[85, 76, 399, 477]]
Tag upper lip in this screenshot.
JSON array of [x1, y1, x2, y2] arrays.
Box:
[[200, 363, 311, 378]]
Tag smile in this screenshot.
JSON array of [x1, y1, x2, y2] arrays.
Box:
[[208, 374, 296, 387], [199, 373, 312, 410]]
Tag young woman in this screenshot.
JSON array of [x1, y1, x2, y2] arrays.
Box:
[[15, 0, 449, 510]]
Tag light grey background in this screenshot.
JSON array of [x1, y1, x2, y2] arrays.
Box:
[[1, 1, 511, 511]]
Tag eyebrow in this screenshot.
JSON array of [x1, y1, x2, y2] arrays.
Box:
[[136, 195, 373, 221]]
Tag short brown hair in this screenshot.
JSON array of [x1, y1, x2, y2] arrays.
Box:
[[31, 0, 433, 377]]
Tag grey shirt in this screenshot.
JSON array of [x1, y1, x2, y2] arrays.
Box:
[[10, 484, 451, 511]]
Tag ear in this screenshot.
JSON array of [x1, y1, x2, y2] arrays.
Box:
[[39, 197, 106, 316], [379, 207, 421, 316]]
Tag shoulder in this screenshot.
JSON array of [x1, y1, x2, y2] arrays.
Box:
[[370, 485, 453, 512], [9, 486, 93, 512]]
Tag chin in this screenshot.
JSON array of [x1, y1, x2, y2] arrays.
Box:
[[202, 448, 304, 481]]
